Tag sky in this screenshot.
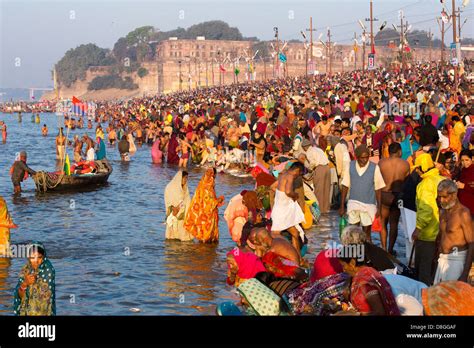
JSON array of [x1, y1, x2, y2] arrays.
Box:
[[1, 0, 473, 88]]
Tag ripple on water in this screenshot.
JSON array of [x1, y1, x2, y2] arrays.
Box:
[[0, 113, 405, 315]]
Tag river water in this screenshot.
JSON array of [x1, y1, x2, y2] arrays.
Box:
[[0, 112, 405, 315]]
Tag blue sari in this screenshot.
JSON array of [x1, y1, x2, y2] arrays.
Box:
[[13, 242, 56, 316], [96, 138, 106, 160]]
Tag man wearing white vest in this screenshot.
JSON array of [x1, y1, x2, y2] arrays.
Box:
[[339, 145, 386, 243]]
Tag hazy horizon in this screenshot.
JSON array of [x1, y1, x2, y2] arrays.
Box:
[[1, 0, 473, 89]]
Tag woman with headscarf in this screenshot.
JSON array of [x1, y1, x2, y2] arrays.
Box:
[[95, 137, 106, 160], [226, 247, 266, 287], [184, 169, 225, 243], [151, 138, 163, 164], [224, 192, 249, 244], [127, 133, 137, 155], [13, 242, 55, 316], [0, 195, 17, 256], [164, 171, 193, 241]]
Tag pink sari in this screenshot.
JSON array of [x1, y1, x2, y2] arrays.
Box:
[[151, 139, 162, 164]]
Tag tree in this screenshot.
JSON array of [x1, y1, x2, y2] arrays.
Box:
[[56, 43, 116, 87], [185, 21, 243, 40]]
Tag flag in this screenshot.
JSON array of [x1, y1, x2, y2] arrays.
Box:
[[278, 53, 287, 63], [234, 67, 240, 75], [220, 64, 226, 72], [72, 96, 86, 116], [404, 46, 411, 53], [64, 154, 71, 175], [72, 96, 81, 105]]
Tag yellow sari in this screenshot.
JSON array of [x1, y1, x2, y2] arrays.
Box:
[[184, 169, 224, 243], [0, 196, 17, 256]]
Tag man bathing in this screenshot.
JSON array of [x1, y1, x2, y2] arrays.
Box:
[[270, 161, 306, 258]]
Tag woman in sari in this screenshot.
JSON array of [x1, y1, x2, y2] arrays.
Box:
[[0, 196, 17, 256], [164, 171, 193, 241], [13, 242, 55, 316], [184, 169, 225, 243], [167, 132, 179, 165], [151, 138, 163, 164], [338, 254, 400, 316], [95, 137, 106, 160], [226, 247, 266, 287]]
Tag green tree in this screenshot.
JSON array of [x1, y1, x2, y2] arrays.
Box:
[[56, 43, 115, 87]]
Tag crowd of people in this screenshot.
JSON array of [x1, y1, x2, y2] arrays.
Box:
[[1, 59, 474, 315]]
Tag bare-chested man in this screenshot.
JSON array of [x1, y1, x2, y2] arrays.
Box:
[[378, 142, 410, 253], [250, 227, 300, 265], [73, 135, 83, 163], [178, 135, 193, 168], [56, 127, 66, 160], [434, 179, 474, 284], [270, 161, 306, 258]]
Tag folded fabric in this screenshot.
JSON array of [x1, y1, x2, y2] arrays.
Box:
[[237, 278, 281, 316]]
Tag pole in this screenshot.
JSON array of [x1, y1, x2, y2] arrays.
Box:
[[178, 60, 182, 91], [441, 19, 445, 65], [305, 43, 308, 78], [370, 0, 375, 54], [370, 0, 375, 90], [362, 28, 366, 71], [328, 28, 332, 76], [429, 29, 432, 62], [457, 6, 461, 41], [354, 32, 357, 70], [452, 0, 458, 90], [275, 27, 280, 78], [400, 15, 404, 73], [206, 60, 208, 87], [310, 17, 313, 82]]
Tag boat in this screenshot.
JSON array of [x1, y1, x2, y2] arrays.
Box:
[[33, 159, 112, 193]]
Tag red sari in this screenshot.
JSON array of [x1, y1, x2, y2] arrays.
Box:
[[350, 266, 400, 316]]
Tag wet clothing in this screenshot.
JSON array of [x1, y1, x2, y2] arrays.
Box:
[[11, 161, 36, 186], [184, 169, 223, 243], [118, 139, 130, 155]]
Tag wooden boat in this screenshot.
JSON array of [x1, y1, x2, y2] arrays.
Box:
[[34, 159, 112, 193]]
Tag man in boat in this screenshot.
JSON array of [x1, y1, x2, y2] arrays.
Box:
[[10, 151, 36, 194], [56, 128, 66, 160]]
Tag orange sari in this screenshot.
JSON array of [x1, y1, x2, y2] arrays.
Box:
[[0, 196, 17, 256], [184, 169, 224, 243]]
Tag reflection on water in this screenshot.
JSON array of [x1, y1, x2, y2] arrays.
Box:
[[0, 112, 405, 315]]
